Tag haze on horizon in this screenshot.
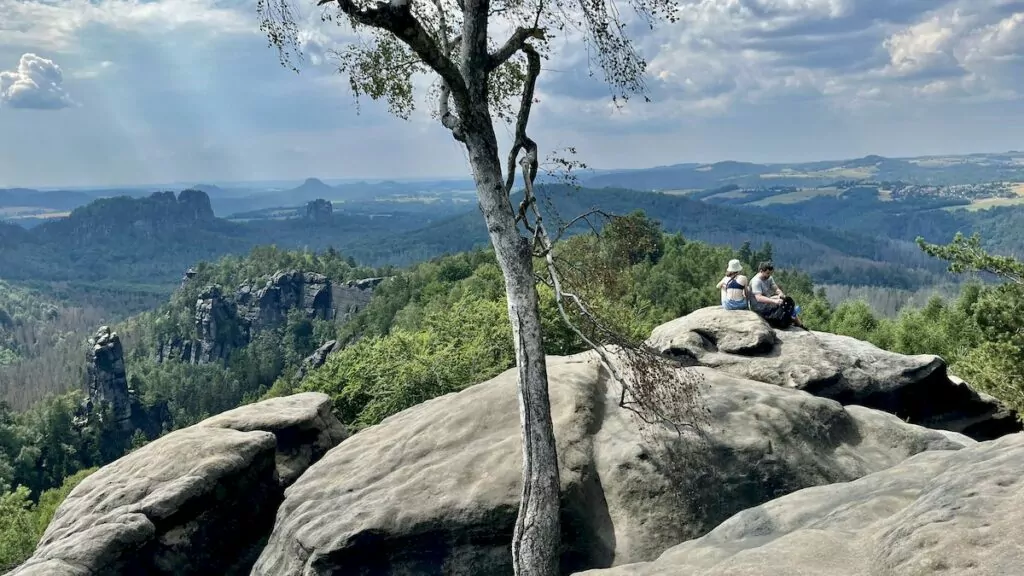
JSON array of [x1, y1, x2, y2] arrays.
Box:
[[1, 0, 1023, 189]]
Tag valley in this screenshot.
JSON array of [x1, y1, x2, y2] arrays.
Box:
[[2, 152, 1024, 574]]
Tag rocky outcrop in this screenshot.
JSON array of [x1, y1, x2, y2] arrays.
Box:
[[236, 271, 332, 335], [647, 307, 1020, 440], [332, 276, 386, 323], [197, 392, 349, 486], [191, 285, 244, 364], [305, 199, 333, 224], [162, 271, 338, 365], [294, 339, 342, 381], [84, 326, 131, 430], [252, 351, 971, 575], [576, 432, 1024, 576], [10, 393, 346, 576]]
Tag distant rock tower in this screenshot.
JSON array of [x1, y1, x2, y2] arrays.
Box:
[[305, 198, 333, 224], [85, 326, 132, 430]]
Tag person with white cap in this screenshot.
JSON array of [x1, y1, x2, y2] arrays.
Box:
[[716, 259, 751, 310]]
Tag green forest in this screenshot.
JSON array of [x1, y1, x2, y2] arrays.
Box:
[[1, 211, 1022, 569]]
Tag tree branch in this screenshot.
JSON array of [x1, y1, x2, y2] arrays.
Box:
[[489, 27, 545, 71], [506, 44, 542, 200], [432, 0, 465, 142], [318, 0, 469, 105]]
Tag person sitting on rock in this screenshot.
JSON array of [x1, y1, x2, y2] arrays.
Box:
[[748, 261, 805, 329], [716, 259, 751, 311]]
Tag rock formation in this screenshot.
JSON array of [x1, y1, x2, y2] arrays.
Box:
[[10, 393, 347, 576], [647, 307, 1020, 440], [191, 285, 244, 364], [160, 271, 340, 365], [305, 199, 333, 224], [332, 276, 386, 323], [251, 353, 972, 575], [84, 326, 131, 430], [294, 339, 342, 381], [16, 309, 1023, 576], [576, 432, 1024, 576], [236, 271, 332, 335]]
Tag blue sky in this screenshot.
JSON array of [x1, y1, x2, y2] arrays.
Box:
[[0, 0, 1022, 188]]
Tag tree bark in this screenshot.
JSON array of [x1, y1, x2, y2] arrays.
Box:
[[462, 114, 561, 576]]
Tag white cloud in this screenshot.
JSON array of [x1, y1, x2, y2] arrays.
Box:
[[0, 0, 256, 51], [0, 53, 74, 109], [71, 60, 115, 79], [532, 0, 1024, 126]]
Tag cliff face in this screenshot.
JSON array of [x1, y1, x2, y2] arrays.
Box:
[[37, 189, 216, 242], [84, 326, 131, 430], [159, 270, 339, 365]]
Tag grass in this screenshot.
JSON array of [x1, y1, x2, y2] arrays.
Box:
[[752, 187, 843, 206], [706, 189, 750, 200], [944, 197, 1024, 212], [760, 166, 876, 180]]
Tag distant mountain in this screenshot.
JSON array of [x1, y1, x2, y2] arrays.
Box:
[[583, 152, 1024, 190], [0, 188, 94, 211], [0, 184, 956, 304], [0, 189, 473, 298], [342, 185, 953, 289]]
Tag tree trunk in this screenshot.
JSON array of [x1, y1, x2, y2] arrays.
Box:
[[463, 120, 561, 576]]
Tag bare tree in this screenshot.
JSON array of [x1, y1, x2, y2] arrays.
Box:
[[258, 0, 691, 573]]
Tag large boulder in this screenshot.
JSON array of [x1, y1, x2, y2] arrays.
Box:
[[9, 393, 346, 576], [647, 307, 1020, 440], [575, 431, 1024, 576], [197, 392, 349, 486], [252, 350, 971, 575]]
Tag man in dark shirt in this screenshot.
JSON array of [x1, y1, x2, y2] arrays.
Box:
[[748, 261, 805, 329]]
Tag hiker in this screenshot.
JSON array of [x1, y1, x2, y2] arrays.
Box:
[[716, 259, 750, 310], [749, 261, 805, 329]]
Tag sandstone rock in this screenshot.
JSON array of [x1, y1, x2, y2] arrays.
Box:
[[9, 393, 345, 576], [647, 307, 1020, 440], [192, 285, 243, 364], [305, 199, 333, 224], [294, 340, 342, 382], [575, 432, 1024, 576], [236, 271, 332, 333], [197, 392, 348, 486], [332, 276, 386, 324], [168, 271, 340, 365], [84, 326, 131, 429], [252, 351, 970, 575]]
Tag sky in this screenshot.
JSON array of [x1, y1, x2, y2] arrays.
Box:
[[0, 0, 1022, 188]]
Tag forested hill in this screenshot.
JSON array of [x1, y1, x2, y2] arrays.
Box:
[[352, 185, 952, 289], [0, 185, 951, 309], [4, 216, 1024, 572], [582, 152, 1024, 189]]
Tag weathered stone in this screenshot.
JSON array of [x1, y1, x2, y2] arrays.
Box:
[[252, 350, 970, 575], [197, 392, 348, 486], [191, 285, 243, 364], [575, 432, 1024, 576], [294, 340, 342, 382], [305, 199, 333, 224], [646, 307, 1021, 440], [168, 271, 342, 365], [9, 393, 345, 576], [84, 326, 131, 429], [332, 277, 386, 323]]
